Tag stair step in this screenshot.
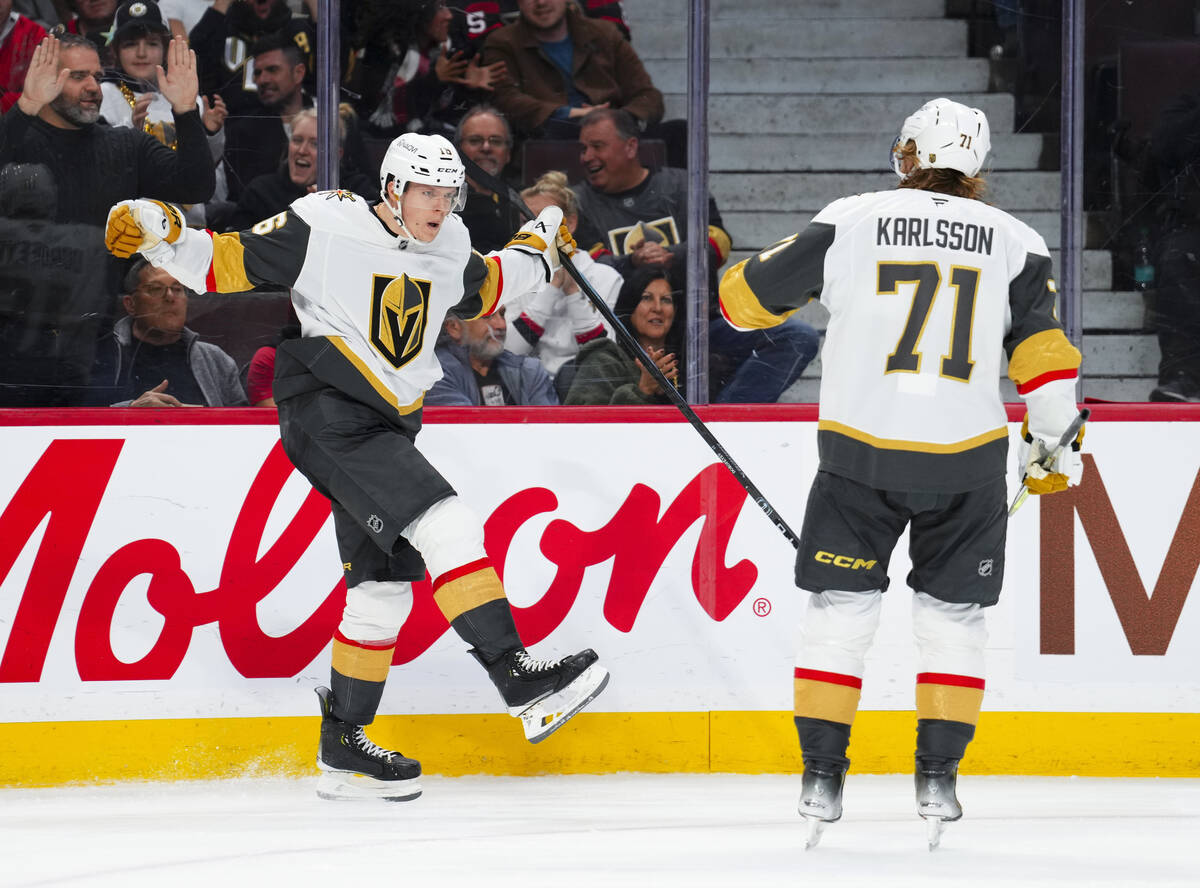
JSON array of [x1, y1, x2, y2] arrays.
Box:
[[711, 171, 1060, 212], [665, 93, 1016, 134], [627, 0, 948, 21], [632, 18, 967, 59], [644, 58, 991, 95], [709, 132, 1046, 172]]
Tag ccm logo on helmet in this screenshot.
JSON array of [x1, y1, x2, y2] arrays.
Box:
[[814, 551, 877, 570]]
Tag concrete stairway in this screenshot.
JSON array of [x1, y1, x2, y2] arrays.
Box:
[[621, 0, 1156, 402]]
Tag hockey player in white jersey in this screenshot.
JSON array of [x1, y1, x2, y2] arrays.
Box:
[[718, 98, 1085, 848], [104, 132, 609, 802]]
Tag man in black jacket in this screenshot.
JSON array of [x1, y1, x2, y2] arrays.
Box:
[[0, 32, 214, 405]]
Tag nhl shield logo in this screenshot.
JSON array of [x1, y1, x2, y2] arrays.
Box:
[[978, 559, 993, 577], [366, 514, 384, 534]]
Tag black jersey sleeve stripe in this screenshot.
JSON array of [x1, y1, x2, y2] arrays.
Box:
[[237, 211, 312, 289], [743, 221, 835, 313], [450, 251, 492, 320], [1003, 252, 1062, 355]]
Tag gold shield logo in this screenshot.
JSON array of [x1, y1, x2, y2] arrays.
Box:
[[370, 273, 432, 369]]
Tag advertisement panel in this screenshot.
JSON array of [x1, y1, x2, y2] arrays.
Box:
[[1, 406, 1198, 781]]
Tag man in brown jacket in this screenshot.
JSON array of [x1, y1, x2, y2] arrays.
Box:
[[481, 0, 663, 139]]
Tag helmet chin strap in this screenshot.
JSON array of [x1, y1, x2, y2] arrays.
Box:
[[382, 181, 417, 241]]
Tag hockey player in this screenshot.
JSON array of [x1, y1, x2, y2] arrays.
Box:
[[103, 132, 609, 802], [718, 98, 1085, 848]]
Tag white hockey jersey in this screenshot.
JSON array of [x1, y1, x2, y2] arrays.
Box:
[[719, 187, 1081, 493], [157, 190, 548, 417]]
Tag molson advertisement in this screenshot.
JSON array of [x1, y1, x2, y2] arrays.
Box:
[[0, 406, 1197, 783]]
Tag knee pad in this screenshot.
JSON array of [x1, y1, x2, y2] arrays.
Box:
[[912, 591, 988, 677], [339, 580, 413, 642], [796, 588, 883, 678], [401, 495, 487, 581]]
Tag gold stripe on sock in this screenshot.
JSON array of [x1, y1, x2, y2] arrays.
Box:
[[331, 638, 394, 683], [794, 679, 862, 725], [916, 684, 984, 726], [433, 564, 506, 622]]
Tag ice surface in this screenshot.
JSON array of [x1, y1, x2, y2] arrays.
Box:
[[4, 773, 1198, 887]]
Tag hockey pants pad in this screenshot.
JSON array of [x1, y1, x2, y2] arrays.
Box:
[[912, 591, 987, 728], [797, 588, 883, 678], [402, 495, 487, 580], [339, 580, 413, 642], [911, 591, 988, 678]]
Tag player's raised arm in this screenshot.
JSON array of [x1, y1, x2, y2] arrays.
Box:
[[104, 199, 310, 294]]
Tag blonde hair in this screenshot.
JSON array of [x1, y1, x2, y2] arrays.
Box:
[[520, 170, 579, 219], [292, 107, 347, 146], [894, 140, 987, 201]]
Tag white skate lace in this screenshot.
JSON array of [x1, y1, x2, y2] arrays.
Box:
[[352, 728, 394, 761], [515, 651, 559, 673]]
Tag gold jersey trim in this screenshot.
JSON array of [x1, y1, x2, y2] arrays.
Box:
[[210, 232, 253, 292], [818, 420, 1009, 454], [326, 336, 423, 416], [1007, 328, 1082, 387], [718, 259, 801, 330]]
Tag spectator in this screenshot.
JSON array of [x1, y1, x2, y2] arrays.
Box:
[[572, 108, 820, 403], [565, 265, 679, 405], [455, 103, 523, 251], [507, 169, 618, 383], [351, 0, 506, 139], [1147, 89, 1200, 403], [89, 257, 248, 406], [99, 0, 227, 226], [427, 306, 559, 406], [225, 107, 374, 231], [62, 0, 116, 54], [481, 0, 662, 140], [244, 319, 299, 406], [221, 33, 309, 199], [0, 0, 48, 112], [189, 0, 314, 117], [12, 1, 60, 30], [158, 0, 212, 41], [0, 33, 215, 405], [452, 0, 630, 51]]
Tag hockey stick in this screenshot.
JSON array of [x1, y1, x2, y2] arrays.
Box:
[[461, 155, 802, 548], [1007, 407, 1090, 516]]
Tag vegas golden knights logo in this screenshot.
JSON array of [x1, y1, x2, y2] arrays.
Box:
[[370, 273, 432, 369]]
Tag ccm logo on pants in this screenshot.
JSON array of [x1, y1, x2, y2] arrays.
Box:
[[814, 551, 877, 570]]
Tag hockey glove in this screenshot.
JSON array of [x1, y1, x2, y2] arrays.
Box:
[[505, 205, 567, 279], [1017, 413, 1085, 495], [105, 199, 185, 259]]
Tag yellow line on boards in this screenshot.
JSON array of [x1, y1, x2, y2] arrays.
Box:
[[1, 711, 1197, 788]]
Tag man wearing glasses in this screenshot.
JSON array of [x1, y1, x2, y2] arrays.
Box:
[[454, 104, 523, 252], [89, 257, 247, 406]]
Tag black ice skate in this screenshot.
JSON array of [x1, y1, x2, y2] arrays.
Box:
[[481, 648, 610, 744], [314, 686, 422, 802], [798, 764, 846, 850], [915, 756, 962, 850]]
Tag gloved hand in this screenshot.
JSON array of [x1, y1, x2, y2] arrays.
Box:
[[105, 199, 185, 259], [505, 205, 567, 279], [1017, 413, 1085, 495]]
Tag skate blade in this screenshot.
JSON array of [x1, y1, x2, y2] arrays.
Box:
[[315, 770, 422, 802], [801, 815, 828, 850], [922, 815, 948, 850], [517, 663, 610, 744]]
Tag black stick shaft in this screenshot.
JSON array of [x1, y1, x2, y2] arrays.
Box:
[[462, 157, 801, 548]]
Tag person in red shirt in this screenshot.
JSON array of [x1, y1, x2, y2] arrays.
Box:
[[0, 0, 48, 111]]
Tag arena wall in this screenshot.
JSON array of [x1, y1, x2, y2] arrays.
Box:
[[1, 404, 1197, 787]]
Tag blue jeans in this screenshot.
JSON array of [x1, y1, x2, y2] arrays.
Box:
[[708, 314, 821, 403]]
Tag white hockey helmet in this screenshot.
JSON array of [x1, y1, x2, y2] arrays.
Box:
[[378, 132, 467, 232], [890, 97, 991, 178]]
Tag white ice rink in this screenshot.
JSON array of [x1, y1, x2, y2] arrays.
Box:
[[5, 773, 1198, 887]]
